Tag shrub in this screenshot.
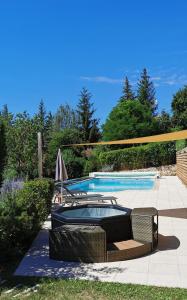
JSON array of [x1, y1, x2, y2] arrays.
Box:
[[99, 142, 176, 170], [62, 149, 85, 178], [0, 178, 54, 260], [83, 155, 102, 176], [0, 178, 24, 195], [176, 139, 187, 152]]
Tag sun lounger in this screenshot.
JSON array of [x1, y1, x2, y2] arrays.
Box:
[[54, 183, 117, 205]]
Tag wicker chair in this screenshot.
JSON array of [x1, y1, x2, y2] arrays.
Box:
[[131, 207, 158, 250], [49, 208, 157, 263], [49, 224, 106, 263]]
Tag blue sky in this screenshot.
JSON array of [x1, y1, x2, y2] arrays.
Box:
[[0, 0, 187, 124]]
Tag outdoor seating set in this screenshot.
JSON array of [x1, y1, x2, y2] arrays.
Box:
[[52, 149, 159, 263], [54, 182, 118, 205], [49, 205, 158, 263]]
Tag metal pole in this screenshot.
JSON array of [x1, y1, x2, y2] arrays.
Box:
[[37, 132, 43, 178]]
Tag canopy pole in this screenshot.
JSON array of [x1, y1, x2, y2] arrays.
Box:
[[38, 132, 43, 178]]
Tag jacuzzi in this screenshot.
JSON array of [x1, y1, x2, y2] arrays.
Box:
[[51, 204, 132, 243]]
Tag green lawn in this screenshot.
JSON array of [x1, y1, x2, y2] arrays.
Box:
[[1, 259, 187, 300]]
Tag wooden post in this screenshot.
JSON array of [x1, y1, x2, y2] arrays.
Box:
[[38, 132, 43, 178]]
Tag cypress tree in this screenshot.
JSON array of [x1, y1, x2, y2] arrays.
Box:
[[120, 77, 135, 102], [137, 68, 157, 115], [37, 99, 46, 133], [77, 88, 100, 142], [0, 121, 6, 185]]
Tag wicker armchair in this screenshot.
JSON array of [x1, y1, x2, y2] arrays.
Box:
[[49, 224, 106, 263]]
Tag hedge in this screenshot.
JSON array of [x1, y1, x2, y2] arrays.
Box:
[[0, 178, 54, 260], [99, 142, 176, 170]]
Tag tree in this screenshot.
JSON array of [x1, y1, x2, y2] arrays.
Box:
[[77, 88, 100, 142], [4, 112, 39, 179], [45, 128, 84, 177], [157, 110, 172, 133], [54, 104, 79, 130], [0, 121, 6, 185], [137, 68, 157, 115], [171, 85, 187, 129], [102, 100, 158, 141], [120, 77, 135, 102], [36, 99, 46, 134], [0, 104, 13, 126]]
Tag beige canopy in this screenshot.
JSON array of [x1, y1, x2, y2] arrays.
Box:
[[63, 129, 187, 147]]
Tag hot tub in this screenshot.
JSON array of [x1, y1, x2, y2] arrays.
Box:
[[51, 204, 132, 243]]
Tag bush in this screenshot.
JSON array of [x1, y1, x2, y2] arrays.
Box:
[[0, 178, 24, 195], [45, 129, 84, 178], [176, 139, 187, 151], [99, 142, 176, 170], [0, 178, 54, 260], [83, 155, 102, 176], [62, 149, 85, 178]]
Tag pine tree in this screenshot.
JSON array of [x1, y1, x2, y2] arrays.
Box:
[[120, 77, 135, 102], [37, 99, 46, 133], [44, 111, 54, 145], [137, 68, 157, 115], [1, 104, 9, 118], [77, 88, 100, 142], [0, 121, 6, 185], [54, 104, 79, 130], [171, 85, 187, 129]]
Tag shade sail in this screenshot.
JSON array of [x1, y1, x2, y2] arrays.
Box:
[[63, 129, 187, 147]]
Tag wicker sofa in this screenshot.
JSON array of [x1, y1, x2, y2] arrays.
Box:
[[49, 207, 158, 263]]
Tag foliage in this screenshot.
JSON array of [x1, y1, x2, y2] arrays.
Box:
[[176, 139, 187, 151], [77, 87, 100, 142], [0, 121, 6, 185], [34, 100, 54, 174], [54, 103, 79, 130], [99, 142, 176, 170], [102, 100, 159, 141], [45, 128, 84, 177], [156, 110, 172, 133], [4, 112, 39, 179], [120, 76, 135, 102], [0, 178, 24, 195], [137, 68, 157, 115], [62, 149, 85, 178], [83, 153, 102, 176], [0, 178, 54, 259], [171, 85, 187, 129]]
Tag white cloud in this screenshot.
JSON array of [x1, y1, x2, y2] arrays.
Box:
[[151, 76, 161, 81], [80, 76, 123, 84], [80, 69, 187, 87]]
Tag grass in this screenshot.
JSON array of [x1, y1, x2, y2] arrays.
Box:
[[0, 258, 187, 300], [1, 277, 187, 300]]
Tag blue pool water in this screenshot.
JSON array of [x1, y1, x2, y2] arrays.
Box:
[[61, 207, 127, 219], [68, 177, 154, 192]]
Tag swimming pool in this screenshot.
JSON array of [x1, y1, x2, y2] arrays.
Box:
[[68, 177, 155, 192]]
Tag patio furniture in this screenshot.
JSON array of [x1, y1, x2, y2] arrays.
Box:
[[107, 239, 151, 262], [51, 204, 132, 243], [49, 224, 152, 263], [131, 207, 158, 250], [49, 224, 106, 262], [49, 206, 157, 263], [55, 184, 118, 205]]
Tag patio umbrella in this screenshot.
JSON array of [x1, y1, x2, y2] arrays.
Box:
[[55, 148, 68, 197]]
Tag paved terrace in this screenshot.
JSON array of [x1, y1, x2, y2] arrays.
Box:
[[15, 176, 187, 288]]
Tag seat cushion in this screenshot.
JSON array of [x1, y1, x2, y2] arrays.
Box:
[[107, 239, 144, 251]]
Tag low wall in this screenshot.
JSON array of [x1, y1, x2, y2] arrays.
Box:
[[176, 147, 187, 185]]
